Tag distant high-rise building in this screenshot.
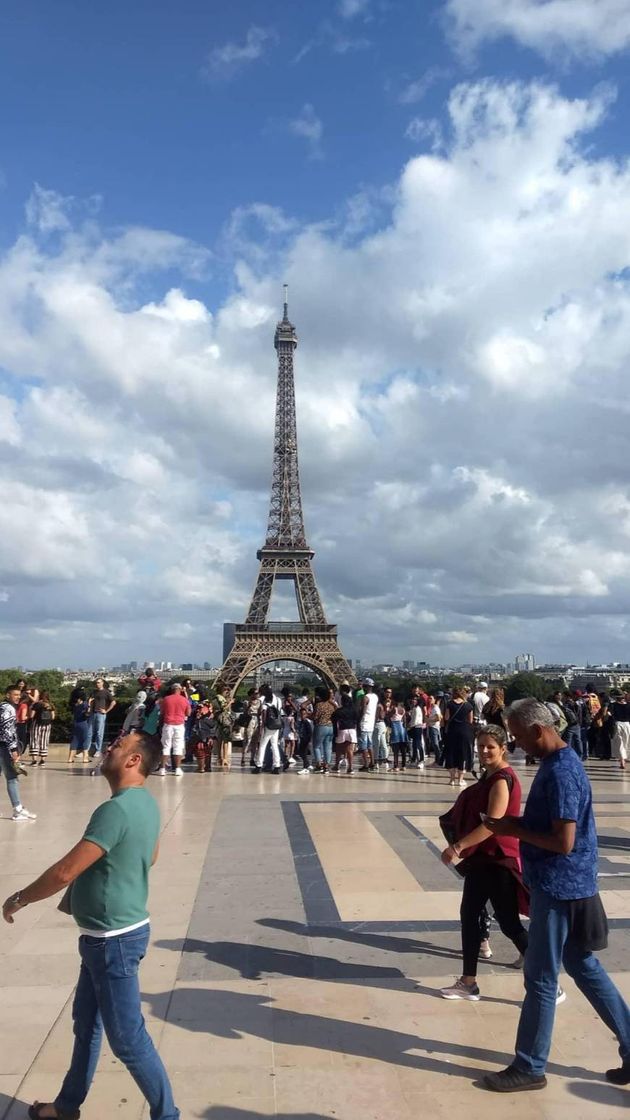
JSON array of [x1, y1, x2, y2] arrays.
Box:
[[515, 653, 536, 672]]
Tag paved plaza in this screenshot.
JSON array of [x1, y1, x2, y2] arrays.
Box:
[[1, 755, 629, 1120]]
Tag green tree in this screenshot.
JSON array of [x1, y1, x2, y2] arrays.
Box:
[[504, 672, 549, 705]]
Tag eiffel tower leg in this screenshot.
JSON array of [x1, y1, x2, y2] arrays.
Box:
[[295, 565, 326, 625], [246, 566, 275, 626]]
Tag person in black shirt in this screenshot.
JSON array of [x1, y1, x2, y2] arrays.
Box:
[[610, 690, 630, 770]]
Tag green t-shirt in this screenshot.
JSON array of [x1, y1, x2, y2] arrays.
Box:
[[71, 786, 160, 933]]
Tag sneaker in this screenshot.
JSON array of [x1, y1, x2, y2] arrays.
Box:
[[252, 766, 261, 774], [12, 806, 37, 821], [479, 939, 493, 959], [459, 778, 466, 787], [174, 767, 184, 777], [440, 978, 480, 1001], [449, 779, 456, 786], [158, 767, 166, 777], [417, 761, 425, 769], [297, 768, 310, 775], [482, 1065, 547, 1093], [271, 767, 281, 775], [606, 1061, 630, 1085], [556, 986, 566, 1005]]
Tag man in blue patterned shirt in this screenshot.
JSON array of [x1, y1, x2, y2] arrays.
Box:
[[482, 697, 630, 1092], [0, 684, 37, 822]]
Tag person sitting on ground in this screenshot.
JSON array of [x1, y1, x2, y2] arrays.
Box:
[[439, 726, 529, 1002]]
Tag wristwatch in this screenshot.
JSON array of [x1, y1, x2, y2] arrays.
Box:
[[9, 890, 24, 908]]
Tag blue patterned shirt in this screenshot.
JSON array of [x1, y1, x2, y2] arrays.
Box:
[[521, 745, 598, 899]]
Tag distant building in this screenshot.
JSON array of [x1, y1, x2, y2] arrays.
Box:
[[515, 653, 536, 672]]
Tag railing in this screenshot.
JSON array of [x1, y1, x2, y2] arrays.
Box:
[[236, 622, 337, 635]]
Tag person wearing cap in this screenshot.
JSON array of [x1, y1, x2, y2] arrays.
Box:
[[158, 683, 190, 777], [358, 679, 378, 772]]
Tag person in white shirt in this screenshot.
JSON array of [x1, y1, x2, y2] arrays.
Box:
[[407, 697, 426, 768], [253, 688, 283, 774], [358, 679, 378, 772], [426, 695, 443, 761]]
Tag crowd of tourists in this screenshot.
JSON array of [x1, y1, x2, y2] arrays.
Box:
[[0, 680, 629, 1114]]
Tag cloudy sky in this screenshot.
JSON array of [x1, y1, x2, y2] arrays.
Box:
[[2, 0, 630, 670]]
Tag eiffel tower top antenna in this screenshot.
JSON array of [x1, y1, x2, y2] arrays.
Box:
[[283, 282, 289, 320]]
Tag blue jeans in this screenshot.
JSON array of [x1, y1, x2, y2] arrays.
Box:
[[409, 727, 425, 762], [87, 712, 107, 757], [57, 926, 179, 1119], [427, 726, 441, 755], [515, 888, 630, 1076], [313, 724, 333, 765], [0, 744, 20, 809], [580, 726, 589, 760]]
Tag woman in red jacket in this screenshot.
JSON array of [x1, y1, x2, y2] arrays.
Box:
[[439, 725, 529, 1001]]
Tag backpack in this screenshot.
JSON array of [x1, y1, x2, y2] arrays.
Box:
[[264, 703, 282, 731]]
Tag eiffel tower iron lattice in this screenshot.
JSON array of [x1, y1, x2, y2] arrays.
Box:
[[215, 288, 356, 695]]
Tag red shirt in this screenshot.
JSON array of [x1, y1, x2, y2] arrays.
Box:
[[160, 694, 190, 725]]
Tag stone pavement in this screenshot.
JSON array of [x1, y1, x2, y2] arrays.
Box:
[[0, 756, 629, 1120]]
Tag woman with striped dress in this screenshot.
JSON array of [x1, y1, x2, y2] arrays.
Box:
[[29, 692, 55, 765]]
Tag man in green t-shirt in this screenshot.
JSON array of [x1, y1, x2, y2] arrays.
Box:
[[2, 729, 179, 1120]]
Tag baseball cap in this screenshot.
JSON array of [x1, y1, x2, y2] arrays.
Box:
[[479, 681, 488, 689], [364, 677, 375, 686]]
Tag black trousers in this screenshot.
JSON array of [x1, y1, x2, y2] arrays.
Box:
[[461, 862, 529, 976]]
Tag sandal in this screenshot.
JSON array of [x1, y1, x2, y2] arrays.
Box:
[[29, 1105, 81, 1120]]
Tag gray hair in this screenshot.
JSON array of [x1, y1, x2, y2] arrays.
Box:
[[505, 697, 555, 728]]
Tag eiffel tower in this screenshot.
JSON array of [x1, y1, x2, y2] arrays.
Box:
[[215, 288, 355, 695]]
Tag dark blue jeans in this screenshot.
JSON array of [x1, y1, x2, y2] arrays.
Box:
[[515, 888, 630, 1076], [563, 726, 583, 758], [57, 925, 179, 1119]]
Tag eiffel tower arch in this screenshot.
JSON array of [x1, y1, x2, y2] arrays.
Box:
[[215, 288, 356, 696]]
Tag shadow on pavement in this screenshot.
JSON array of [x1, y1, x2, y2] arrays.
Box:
[[203, 1111, 336, 1120], [145, 986, 600, 1084], [156, 937, 405, 983], [567, 1079, 629, 1108], [0, 1092, 32, 1120]]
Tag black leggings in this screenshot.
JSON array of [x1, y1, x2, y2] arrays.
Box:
[[392, 742, 407, 769], [461, 863, 528, 976]]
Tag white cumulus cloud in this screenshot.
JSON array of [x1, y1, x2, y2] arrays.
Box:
[[445, 0, 630, 61]]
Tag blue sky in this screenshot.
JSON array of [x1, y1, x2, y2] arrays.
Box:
[[2, 0, 630, 669]]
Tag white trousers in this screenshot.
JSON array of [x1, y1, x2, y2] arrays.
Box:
[[254, 729, 280, 768], [161, 723, 185, 757], [612, 721, 630, 761]]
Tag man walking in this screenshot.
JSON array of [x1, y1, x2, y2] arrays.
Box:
[[483, 697, 630, 1091], [2, 729, 179, 1120], [0, 683, 36, 822], [159, 682, 190, 776], [358, 678, 378, 772], [252, 686, 283, 774], [87, 677, 116, 759]]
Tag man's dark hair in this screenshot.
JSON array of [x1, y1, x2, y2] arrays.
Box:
[[127, 730, 162, 776], [7, 682, 21, 692]]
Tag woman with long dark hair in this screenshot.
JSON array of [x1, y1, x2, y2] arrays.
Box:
[[439, 725, 529, 1001]]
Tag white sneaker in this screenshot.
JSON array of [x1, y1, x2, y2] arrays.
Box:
[[479, 939, 493, 959], [159, 767, 166, 777], [297, 768, 310, 775], [12, 806, 37, 821], [556, 986, 566, 1005], [174, 767, 184, 777], [459, 778, 466, 787], [417, 762, 425, 769], [449, 779, 456, 786]]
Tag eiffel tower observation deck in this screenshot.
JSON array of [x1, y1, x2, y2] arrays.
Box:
[[215, 287, 356, 695]]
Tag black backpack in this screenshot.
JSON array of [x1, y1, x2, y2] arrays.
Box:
[[265, 703, 282, 731]]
